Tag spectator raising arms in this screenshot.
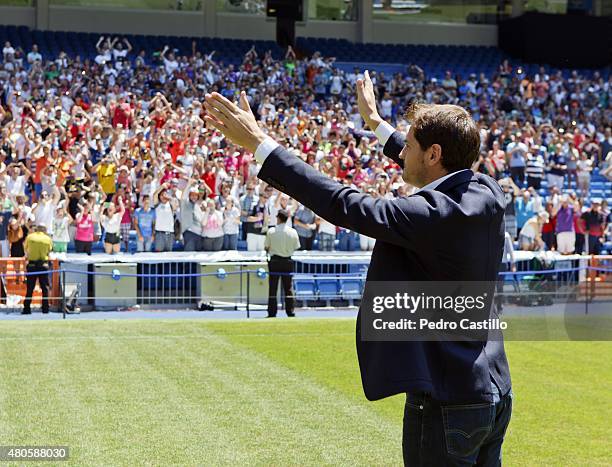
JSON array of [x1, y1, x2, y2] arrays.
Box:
[[134, 195, 155, 252], [100, 197, 125, 255], [0, 36, 609, 256]]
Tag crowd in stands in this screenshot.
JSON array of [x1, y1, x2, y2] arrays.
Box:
[[0, 37, 610, 258]]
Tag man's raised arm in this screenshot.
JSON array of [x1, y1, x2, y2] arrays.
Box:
[[356, 70, 405, 168], [202, 92, 425, 248]]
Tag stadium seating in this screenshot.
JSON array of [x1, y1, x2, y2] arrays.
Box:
[[1, 25, 609, 80], [291, 277, 365, 307]]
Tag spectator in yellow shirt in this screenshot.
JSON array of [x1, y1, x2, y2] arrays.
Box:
[[22, 225, 53, 315], [93, 155, 117, 201]]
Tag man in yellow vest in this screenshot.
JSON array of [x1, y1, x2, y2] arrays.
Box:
[[22, 224, 53, 315]]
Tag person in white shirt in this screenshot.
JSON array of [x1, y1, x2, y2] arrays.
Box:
[[330, 71, 343, 95], [161, 45, 179, 76], [8, 127, 27, 160], [100, 197, 125, 255], [27, 44, 42, 64], [518, 212, 548, 251], [380, 93, 393, 119], [94, 49, 112, 66], [222, 197, 241, 250], [179, 183, 204, 251], [4, 162, 30, 196], [33, 188, 61, 235], [95, 36, 112, 64], [2, 41, 15, 61], [12, 194, 32, 221], [264, 209, 300, 318], [112, 37, 132, 60], [576, 152, 593, 198], [153, 184, 176, 252], [52, 205, 72, 253], [270, 193, 295, 229]]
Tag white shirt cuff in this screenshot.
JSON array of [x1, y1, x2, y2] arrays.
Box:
[[254, 137, 280, 164], [374, 121, 396, 146]]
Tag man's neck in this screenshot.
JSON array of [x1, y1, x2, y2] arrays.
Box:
[[417, 169, 450, 189]]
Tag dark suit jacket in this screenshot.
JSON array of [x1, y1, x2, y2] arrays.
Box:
[[258, 130, 511, 403]]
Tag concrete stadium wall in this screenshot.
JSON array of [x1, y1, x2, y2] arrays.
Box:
[[216, 14, 360, 42], [47, 6, 206, 36], [371, 21, 497, 46], [0, 6, 36, 29], [0, 5, 496, 46]]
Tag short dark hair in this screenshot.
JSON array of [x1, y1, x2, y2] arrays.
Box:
[[277, 209, 289, 224], [406, 103, 480, 173]]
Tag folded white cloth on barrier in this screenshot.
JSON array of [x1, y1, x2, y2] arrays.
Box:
[[53, 250, 375, 265]]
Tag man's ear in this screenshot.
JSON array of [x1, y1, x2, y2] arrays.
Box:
[[426, 144, 442, 167]]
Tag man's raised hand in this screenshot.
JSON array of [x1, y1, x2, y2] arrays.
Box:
[[356, 70, 382, 131], [204, 92, 268, 154]]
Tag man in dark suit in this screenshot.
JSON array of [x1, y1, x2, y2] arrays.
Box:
[[203, 70, 512, 466]]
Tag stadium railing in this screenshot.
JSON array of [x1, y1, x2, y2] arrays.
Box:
[[0, 255, 610, 317]]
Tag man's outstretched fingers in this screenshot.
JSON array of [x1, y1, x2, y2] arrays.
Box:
[[205, 94, 232, 120], [210, 92, 238, 115], [239, 91, 251, 113], [203, 115, 224, 131], [204, 101, 230, 125], [202, 105, 225, 124]]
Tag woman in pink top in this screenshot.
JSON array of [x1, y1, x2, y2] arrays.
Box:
[[75, 202, 95, 255], [201, 199, 224, 251]]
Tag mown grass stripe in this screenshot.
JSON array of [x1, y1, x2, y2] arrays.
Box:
[[127, 326, 402, 465]]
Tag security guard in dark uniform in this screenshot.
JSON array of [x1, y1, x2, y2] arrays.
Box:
[[264, 209, 300, 317], [22, 224, 53, 315]]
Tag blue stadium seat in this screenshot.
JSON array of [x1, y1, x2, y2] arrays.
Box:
[[340, 279, 362, 304], [294, 279, 317, 306], [316, 279, 340, 304]]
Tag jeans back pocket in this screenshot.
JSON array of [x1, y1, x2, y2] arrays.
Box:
[[442, 403, 495, 458]]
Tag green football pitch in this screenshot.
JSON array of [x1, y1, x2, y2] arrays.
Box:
[[0, 318, 610, 465]]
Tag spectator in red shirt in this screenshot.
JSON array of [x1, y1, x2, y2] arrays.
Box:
[[574, 200, 587, 254], [582, 200, 606, 255], [112, 98, 132, 128], [335, 147, 354, 179], [541, 201, 557, 251], [201, 161, 216, 198], [168, 131, 185, 163], [111, 184, 133, 252]]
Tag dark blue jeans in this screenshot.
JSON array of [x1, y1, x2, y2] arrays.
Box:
[[222, 233, 238, 250], [587, 235, 602, 255], [182, 230, 202, 252], [403, 390, 513, 466]]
